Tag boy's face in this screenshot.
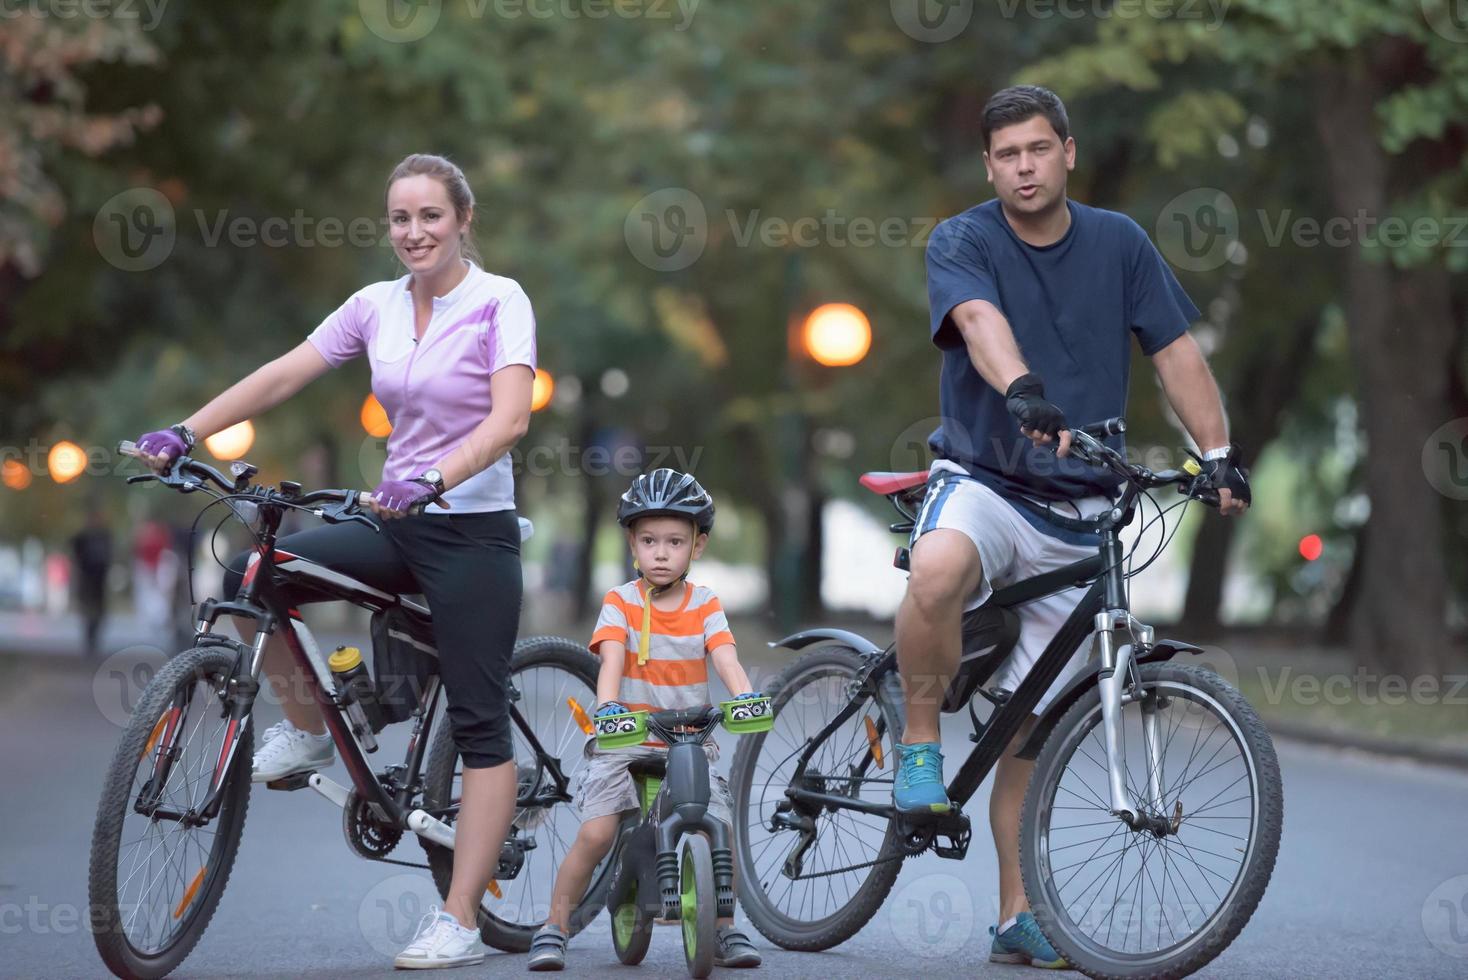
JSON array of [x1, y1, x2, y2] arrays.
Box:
[[629, 516, 706, 588]]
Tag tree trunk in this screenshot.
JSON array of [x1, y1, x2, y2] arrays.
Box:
[[1313, 56, 1456, 675], [1180, 311, 1323, 631]]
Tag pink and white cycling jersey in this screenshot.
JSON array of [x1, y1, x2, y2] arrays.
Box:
[[307, 261, 537, 513]]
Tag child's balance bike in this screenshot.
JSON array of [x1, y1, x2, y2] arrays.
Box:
[[594, 698, 774, 978]]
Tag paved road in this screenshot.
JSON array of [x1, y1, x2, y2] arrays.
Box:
[[4, 643, 1468, 979]]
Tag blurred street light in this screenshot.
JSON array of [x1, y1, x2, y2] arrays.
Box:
[[802, 303, 871, 367], [48, 441, 86, 483], [205, 421, 255, 460], [360, 394, 392, 437], [532, 369, 556, 412], [3, 458, 33, 490]]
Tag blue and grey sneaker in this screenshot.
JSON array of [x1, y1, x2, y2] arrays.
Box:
[[892, 741, 952, 814], [989, 911, 1068, 969]]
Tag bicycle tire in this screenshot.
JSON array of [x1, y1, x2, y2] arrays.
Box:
[[422, 635, 609, 953], [611, 876, 654, 964], [1020, 662, 1283, 979], [682, 834, 716, 978], [89, 645, 253, 979], [728, 644, 906, 951]]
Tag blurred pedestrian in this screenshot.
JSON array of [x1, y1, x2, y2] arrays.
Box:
[[71, 506, 113, 657]]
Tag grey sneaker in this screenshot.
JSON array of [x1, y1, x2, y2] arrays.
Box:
[[714, 925, 761, 967], [527, 923, 567, 971]]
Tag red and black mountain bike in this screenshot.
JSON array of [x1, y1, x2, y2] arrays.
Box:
[[88, 443, 609, 979]]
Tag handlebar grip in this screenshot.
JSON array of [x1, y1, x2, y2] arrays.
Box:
[[1076, 418, 1126, 439], [355, 490, 430, 516], [117, 440, 140, 457]]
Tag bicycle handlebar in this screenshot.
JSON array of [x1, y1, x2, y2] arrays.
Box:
[[1061, 423, 1222, 508], [116, 441, 427, 520]]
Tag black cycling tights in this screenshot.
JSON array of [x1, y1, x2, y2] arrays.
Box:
[[224, 511, 522, 769]]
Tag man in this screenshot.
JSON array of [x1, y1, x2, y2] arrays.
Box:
[[891, 85, 1251, 968]]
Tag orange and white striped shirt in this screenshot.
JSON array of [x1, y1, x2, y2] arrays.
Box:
[[589, 580, 735, 719]]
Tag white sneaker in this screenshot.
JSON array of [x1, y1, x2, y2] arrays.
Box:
[[251, 720, 334, 782], [393, 908, 485, 970]]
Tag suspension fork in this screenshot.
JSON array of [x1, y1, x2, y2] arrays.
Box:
[[1093, 610, 1163, 820]]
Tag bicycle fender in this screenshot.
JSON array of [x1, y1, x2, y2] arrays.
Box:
[[767, 629, 883, 658], [1012, 639, 1204, 761]]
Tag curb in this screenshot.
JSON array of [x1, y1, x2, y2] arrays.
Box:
[[1265, 717, 1468, 771]]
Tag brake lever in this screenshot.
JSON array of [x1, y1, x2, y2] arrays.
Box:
[[125, 474, 160, 485]]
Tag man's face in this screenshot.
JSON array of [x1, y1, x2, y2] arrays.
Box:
[[983, 115, 1076, 217]]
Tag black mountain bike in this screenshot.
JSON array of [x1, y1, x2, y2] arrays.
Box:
[[89, 443, 611, 979], [730, 420, 1283, 979]]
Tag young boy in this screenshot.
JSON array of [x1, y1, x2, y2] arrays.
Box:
[[527, 468, 763, 972]]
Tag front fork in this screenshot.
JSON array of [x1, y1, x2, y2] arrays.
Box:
[[1093, 610, 1166, 825]]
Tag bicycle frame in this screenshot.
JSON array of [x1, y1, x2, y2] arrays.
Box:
[[143, 496, 575, 852], [774, 471, 1205, 845]]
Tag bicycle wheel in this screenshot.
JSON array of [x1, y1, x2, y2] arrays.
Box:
[[422, 635, 612, 952], [681, 834, 716, 978], [611, 875, 654, 965], [1020, 662, 1283, 979], [89, 645, 252, 979], [729, 644, 906, 951]]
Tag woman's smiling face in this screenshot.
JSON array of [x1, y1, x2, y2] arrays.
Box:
[[387, 174, 469, 277]]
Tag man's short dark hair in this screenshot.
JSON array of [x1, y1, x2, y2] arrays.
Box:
[[981, 85, 1070, 149]]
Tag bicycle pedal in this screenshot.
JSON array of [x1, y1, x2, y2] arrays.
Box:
[[264, 771, 315, 791], [896, 805, 962, 828]]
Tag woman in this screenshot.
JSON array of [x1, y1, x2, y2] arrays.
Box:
[[133, 153, 534, 969]]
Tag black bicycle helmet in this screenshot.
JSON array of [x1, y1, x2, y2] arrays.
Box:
[[617, 468, 715, 535]]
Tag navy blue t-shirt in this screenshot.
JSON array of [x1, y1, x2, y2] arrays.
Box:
[[925, 198, 1198, 503]]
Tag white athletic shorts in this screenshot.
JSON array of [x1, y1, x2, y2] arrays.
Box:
[[910, 460, 1112, 714]]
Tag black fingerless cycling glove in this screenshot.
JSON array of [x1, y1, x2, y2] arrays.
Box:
[[1005, 373, 1068, 439], [1203, 444, 1252, 505]]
